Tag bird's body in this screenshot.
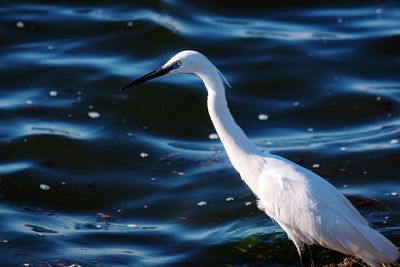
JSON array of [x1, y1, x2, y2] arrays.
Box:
[[121, 50, 399, 267], [257, 154, 398, 266]]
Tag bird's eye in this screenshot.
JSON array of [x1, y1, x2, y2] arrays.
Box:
[[173, 60, 181, 68]]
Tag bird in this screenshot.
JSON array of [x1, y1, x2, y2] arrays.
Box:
[[120, 50, 400, 267]]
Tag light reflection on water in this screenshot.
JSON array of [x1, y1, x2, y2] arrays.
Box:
[[0, 1, 399, 266]]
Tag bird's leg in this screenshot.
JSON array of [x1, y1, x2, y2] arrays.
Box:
[[293, 240, 310, 267], [299, 244, 320, 267], [299, 247, 311, 267], [306, 245, 320, 267]]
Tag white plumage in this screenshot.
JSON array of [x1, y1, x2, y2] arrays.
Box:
[[121, 50, 399, 266], [257, 154, 398, 266]]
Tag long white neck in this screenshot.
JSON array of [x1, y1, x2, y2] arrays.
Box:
[[195, 63, 264, 195]]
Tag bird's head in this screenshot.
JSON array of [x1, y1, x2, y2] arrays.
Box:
[[119, 50, 206, 91]]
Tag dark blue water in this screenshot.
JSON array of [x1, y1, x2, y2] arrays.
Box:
[[0, 1, 399, 266]]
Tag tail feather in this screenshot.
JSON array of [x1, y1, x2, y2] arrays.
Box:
[[356, 225, 399, 266]]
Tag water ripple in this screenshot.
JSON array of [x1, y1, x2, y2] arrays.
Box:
[[0, 121, 99, 141], [1, 1, 399, 266], [0, 162, 31, 174], [0, 89, 75, 109]]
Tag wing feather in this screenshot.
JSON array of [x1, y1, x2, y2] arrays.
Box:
[[257, 155, 368, 244], [255, 154, 399, 264]]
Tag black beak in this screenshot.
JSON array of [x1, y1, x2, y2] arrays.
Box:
[[119, 66, 172, 91]]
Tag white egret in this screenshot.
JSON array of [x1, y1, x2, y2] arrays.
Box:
[[120, 50, 399, 267]]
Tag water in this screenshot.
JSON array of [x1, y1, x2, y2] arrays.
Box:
[[1, 1, 399, 266]]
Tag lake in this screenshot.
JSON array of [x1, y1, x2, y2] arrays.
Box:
[[0, 1, 399, 266]]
